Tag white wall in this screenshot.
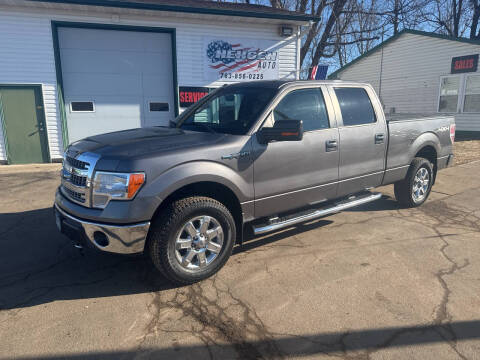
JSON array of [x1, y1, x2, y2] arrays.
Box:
[[336, 33, 480, 131], [0, 5, 300, 162], [0, 11, 58, 162]]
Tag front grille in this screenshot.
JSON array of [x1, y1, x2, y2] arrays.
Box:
[[62, 156, 89, 206], [62, 186, 86, 203], [70, 173, 87, 187], [66, 156, 88, 170], [61, 152, 99, 208]]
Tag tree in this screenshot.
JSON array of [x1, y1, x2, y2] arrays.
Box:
[[423, 0, 471, 37], [381, 0, 429, 34], [471, 0, 480, 39], [267, 0, 380, 69], [340, 0, 385, 63], [343, 0, 429, 35], [215, 0, 461, 73]]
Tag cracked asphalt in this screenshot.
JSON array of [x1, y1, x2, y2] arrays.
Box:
[[1, 161, 480, 359]]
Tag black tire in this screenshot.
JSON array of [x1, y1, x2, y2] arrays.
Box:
[[148, 196, 236, 285], [394, 157, 434, 208]]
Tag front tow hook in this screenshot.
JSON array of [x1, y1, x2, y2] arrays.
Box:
[[73, 242, 85, 256]]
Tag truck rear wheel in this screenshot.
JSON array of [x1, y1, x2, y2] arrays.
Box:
[[148, 196, 236, 285], [394, 157, 433, 208]]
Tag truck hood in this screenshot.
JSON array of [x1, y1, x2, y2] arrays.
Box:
[[68, 127, 225, 159]]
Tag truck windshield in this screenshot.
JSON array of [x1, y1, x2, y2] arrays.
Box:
[[176, 87, 277, 135]]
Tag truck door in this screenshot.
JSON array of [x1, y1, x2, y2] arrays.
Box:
[[328, 86, 387, 197], [252, 86, 339, 219]]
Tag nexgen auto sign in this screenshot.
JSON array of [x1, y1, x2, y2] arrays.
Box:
[[204, 37, 279, 81], [213, 48, 278, 62]]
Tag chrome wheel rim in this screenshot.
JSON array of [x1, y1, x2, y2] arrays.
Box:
[[174, 215, 224, 271], [412, 167, 430, 203]]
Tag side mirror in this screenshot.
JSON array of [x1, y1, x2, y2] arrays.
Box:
[[258, 120, 303, 144]]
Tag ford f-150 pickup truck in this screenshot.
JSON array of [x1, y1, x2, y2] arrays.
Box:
[[54, 80, 455, 284]]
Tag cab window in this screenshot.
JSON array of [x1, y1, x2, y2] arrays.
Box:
[[335, 87, 376, 126], [271, 88, 330, 131]]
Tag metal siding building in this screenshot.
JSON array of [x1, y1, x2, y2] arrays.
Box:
[[330, 30, 480, 132], [0, 0, 312, 164]]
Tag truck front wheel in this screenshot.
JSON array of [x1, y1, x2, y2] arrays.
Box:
[[148, 196, 236, 285], [394, 157, 434, 208]]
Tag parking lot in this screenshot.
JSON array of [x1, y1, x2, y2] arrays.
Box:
[[1, 160, 480, 360]]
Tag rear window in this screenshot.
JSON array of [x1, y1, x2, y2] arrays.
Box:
[[335, 87, 376, 126]]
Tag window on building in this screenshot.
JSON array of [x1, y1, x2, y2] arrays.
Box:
[[272, 88, 330, 131], [463, 75, 480, 113], [149, 102, 169, 112], [70, 101, 94, 112], [438, 77, 460, 112], [334, 87, 376, 126]]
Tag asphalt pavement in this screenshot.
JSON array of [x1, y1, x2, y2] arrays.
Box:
[[1, 161, 479, 359]]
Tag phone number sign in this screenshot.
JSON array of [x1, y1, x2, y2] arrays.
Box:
[[204, 37, 279, 82]]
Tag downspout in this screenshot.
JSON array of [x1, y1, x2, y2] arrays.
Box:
[[379, 46, 384, 99], [378, 29, 385, 108]]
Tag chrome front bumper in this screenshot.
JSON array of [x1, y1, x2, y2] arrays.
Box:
[[54, 204, 150, 254]]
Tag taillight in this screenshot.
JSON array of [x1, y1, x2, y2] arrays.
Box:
[[450, 124, 456, 144]]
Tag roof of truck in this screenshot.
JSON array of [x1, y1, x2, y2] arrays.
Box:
[[226, 80, 370, 89]]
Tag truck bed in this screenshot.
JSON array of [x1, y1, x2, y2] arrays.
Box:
[[385, 113, 455, 181], [386, 113, 453, 122]]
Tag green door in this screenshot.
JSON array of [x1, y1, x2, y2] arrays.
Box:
[[0, 86, 49, 164]]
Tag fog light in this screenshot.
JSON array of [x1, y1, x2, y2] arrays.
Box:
[[93, 231, 109, 247]]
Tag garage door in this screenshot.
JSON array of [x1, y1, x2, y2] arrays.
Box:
[[58, 27, 175, 143]]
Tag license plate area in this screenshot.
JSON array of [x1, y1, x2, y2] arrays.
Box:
[[54, 207, 87, 247]]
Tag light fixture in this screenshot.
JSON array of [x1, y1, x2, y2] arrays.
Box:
[[280, 25, 294, 37]]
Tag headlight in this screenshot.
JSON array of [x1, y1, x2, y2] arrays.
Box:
[[92, 172, 145, 208]]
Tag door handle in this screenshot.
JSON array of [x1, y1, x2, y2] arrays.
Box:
[[35, 123, 45, 132], [326, 140, 338, 152], [375, 133, 385, 144]]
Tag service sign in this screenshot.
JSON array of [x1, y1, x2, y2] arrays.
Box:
[[204, 37, 279, 82], [179, 86, 211, 108], [451, 54, 478, 74]]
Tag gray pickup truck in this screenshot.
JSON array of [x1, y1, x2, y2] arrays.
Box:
[[54, 80, 455, 284]]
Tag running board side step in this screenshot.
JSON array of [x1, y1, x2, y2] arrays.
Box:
[[252, 192, 382, 235]]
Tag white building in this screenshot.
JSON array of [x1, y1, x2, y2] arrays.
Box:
[[329, 29, 480, 133], [0, 0, 314, 164]]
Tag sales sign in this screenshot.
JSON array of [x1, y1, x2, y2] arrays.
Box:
[[451, 54, 478, 74], [204, 37, 279, 82], [179, 86, 211, 108]]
